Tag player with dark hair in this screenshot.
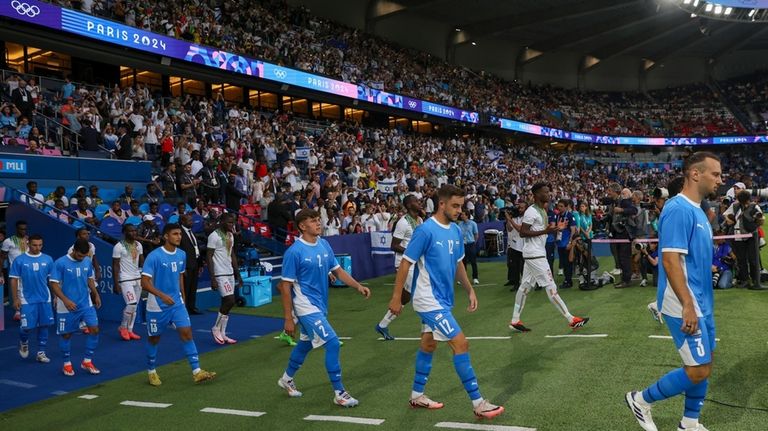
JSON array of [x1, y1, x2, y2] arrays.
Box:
[[50, 238, 101, 376], [388, 184, 504, 418], [207, 213, 242, 344], [375, 194, 423, 340], [626, 152, 722, 431], [141, 223, 216, 386], [277, 209, 371, 407], [113, 223, 144, 341]]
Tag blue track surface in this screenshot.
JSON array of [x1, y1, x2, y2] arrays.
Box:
[[0, 305, 283, 413]]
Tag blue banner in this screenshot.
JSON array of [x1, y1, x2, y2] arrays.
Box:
[[0, 158, 27, 173]]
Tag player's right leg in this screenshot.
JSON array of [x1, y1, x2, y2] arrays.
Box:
[[56, 309, 83, 376], [408, 331, 443, 410], [119, 280, 142, 341], [29, 303, 53, 363], [80, 306, 101, 375], [279, 318, 311, 398], [212, 276, 237, 345], [173, 305, 216, 383], [375, 267, 413, 340], [509, 261, 534, 331], [531, 258, 589, 328], [18, 303, 36, 359]]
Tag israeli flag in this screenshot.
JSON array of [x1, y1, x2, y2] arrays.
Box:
[[377, 181, 396, 194], [296, 147, 310, 161], [371, 231, 394, 255]]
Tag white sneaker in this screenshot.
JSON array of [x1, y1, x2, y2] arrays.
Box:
[[678, 422, 709, 431], [625, 391, 657, 431], [409, 394, 444, 409], [473, 399, 505, 419], [277, 377, 303, 397], [473, 278, 480, 285], [212, 328, 225, 345], [19, 342, 29, 359], [557, 269, 564, 276], [647, 302, 663, 324], [611, 268, 622, 276], [640, 279, 647, 287], [36, 352, 50, 363], [333, 391, 359, 408]]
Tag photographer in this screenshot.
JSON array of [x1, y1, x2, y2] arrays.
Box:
[[505, 201, 526, 290], [712, 231, 736, 289], [606, 185, 638, 288], [637, 240, 659, 287], [722, 190, 766, 290], [630, 191, 650, 282]]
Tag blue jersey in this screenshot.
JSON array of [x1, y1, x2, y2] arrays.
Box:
[[142, 246, 186, 312], [9, 252, 54, 304], [657, 195, 714, 317], [51, 255, 94, 311], [546, 210, 557, 243], [458, 219, 478, 245], [281, 237, 340, 317], [404, 217, 465, 312], [557, 211, 576, 248]]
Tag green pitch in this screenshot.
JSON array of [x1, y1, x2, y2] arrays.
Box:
[[2, 259, 767, 431]]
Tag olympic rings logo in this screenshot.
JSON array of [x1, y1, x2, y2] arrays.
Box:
[[408, 101, 418, 109], [273, 69, 287, 79], [12, 0, 40, 17]]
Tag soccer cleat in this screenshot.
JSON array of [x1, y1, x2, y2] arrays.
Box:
[[278, 330, 297, 346], [36, 352, 50, 363], [678, 423, 710, 431], [473, 399, 505, 419], [508, 321, 531, 332], [19, 341, 29, 359], [129, 331, 141, 340], [193, 369, 217, 383], [409, 394, 444, 409], [375, 324, 395, 340], [82, 327, 91, 335], [473, 278, 480, 285], [569, 316, 590, 329], [212, 328, 226, 345], [148, 371, 162, 386], [223, 335, 238, 344], [333, 391, 359, 408], [625, 391, 657, 431], [647, 302, 663, 324], [62, 363, 75, 376], [81, 361, 101, 375], [119, 327, 131, 341], [13, 311, 21, 321], [278, 377, 303, 397], [611, 268, 622, 276]]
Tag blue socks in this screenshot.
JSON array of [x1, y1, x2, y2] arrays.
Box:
[[324, 338, 344, 392], [182, 340, 200, 371], [38, 327, 48, 352], [84, 334, 99, 361], [684, 380, 708, 420], [642, 368, 696, 403], [453, 352, 482, 401], [286, 340, 313, 378], [60, 337, 71, 363], [146, 341, 159, 370], [412, 350, 433, 394], [20, 328, 30, 344]]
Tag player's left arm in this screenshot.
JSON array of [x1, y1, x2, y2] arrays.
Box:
[[179, 272, 186, 302], [231, 243, 242, 287], [331, 266, 370, 298], [91, 253, 102, 281], [88, 275, 101, 309], [455, 261, 478, 312]]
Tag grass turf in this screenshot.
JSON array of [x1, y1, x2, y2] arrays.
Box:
[[1, 258, 767, 431]]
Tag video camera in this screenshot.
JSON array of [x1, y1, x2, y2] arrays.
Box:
[[748, 188, 768, 199], [652, 187, 669, 200], [500, 206, 522, 219]]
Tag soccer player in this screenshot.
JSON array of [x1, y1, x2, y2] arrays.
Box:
[[9, 234, 54, 363], [375, 194, 422, 340], [206, 213, 242, 344], [2, 220, 29, 321], [68, 228, 102, 282], [141, 224, 216, 386], [508, 182, 590, 332], [113, 224, 144, 341], [276, 209, 370, 407], [50, 239, 102, 376], [387, 185, 504, 419], [625, 152, 722, 431]]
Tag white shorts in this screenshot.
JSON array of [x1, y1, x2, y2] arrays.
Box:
[[521, 257, 556, 289], [398, 265, 415, 293], [214, 275, 236, 297], [119, 279, 142, 304]]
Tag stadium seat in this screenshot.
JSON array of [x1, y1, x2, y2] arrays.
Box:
[[94, 204, 110, 220], [125, 216, 142, 226], [159, 203, 174, 220], [139, 203, 150, 214], [100, 217, 122, 238], [191, 214, 205, 234], [168, 215, 179, 224]]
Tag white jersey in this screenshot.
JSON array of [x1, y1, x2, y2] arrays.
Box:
[[521, 206, 547, 258], [207, 230, 235, 276], [68, 241, 96, 258], [393, 215, 422, 267], [1, 236, 27, 264], [112, 240, 143, 281], [508, 217, 523, 252]]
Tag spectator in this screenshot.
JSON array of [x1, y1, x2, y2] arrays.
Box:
[[712, 232, 736, 289], [127, 199, 143, 218], [45, 186, 69, 207], [136, 215, 161, 256], [459, 210, 480, 285], [225, 167, 249, 212], [71, 199, 98, 226], [723, 190, 765, 290], [0, 103, 20, 137], [20, 181, 45, 209], [106, 200, 127, 223]]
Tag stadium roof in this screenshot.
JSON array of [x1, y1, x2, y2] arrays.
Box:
[[289, 0, 768, 89]]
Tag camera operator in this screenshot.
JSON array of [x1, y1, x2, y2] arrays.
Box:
[[606, 184, 638, 288], [637, 240, 658, 287], [504, 201, 527, 291], [630, 191, 650, 283], [712, 231, 736, 289], [722, 190, 766, 290]]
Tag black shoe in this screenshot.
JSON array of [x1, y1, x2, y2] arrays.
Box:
[[504, 281, 514, 286], [189, 308, 203, 315], [509, 285, 519, 292], [748, 284, 768, 290], [614, 282, 629, 289], [560, 282, 572, 289], [534, 285, 543, 291]]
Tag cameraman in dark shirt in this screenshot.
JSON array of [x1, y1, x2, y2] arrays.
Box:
[[606, 184, 638, 288], [722, 190, 765, 290]]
